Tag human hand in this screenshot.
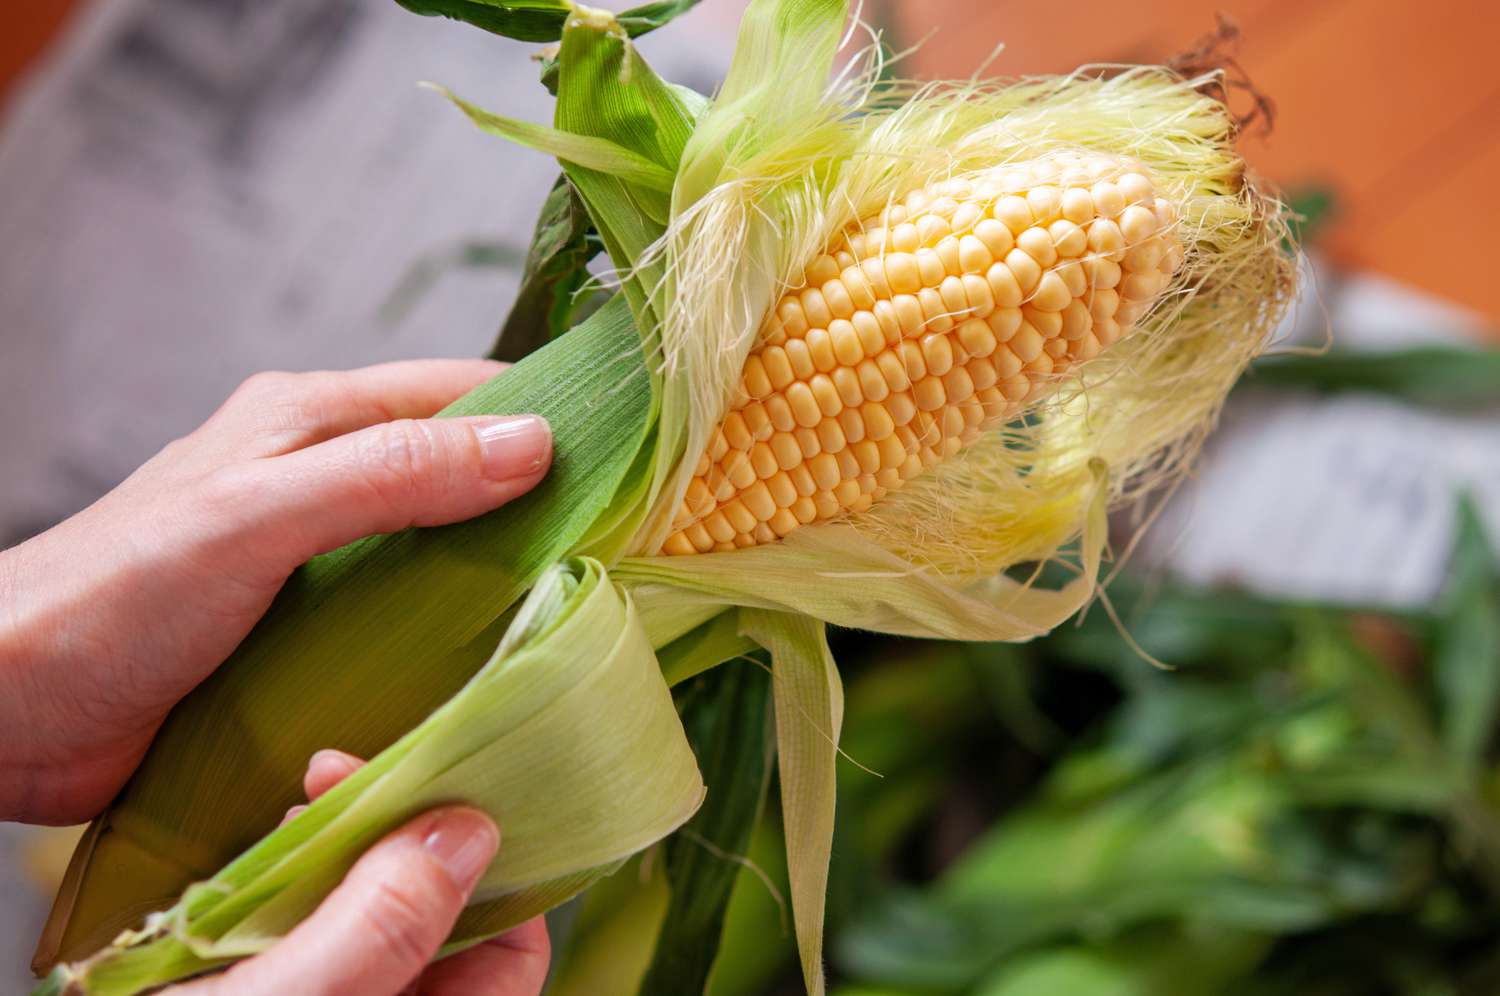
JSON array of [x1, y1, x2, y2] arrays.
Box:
[[171, 749, 548, 996], [0, 360, 551, 824]]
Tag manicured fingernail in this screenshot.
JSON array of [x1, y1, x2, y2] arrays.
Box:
[[472, 415, 551, 481], [423, 808, 499, 891]]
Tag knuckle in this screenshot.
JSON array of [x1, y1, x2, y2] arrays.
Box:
[[224, 372, 319, 444], [360, 878, 441, 969], [363, 420, 442, 510], [327, 368, 394, 424], [193, 463, 257, 519], [232, 370, 302, 405], [230, 370, 354, 433]]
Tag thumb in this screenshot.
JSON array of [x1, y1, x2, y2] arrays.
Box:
[[236, 413, 551, 565], [186, 807, 499, 995]]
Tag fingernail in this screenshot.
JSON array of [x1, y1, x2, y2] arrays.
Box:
[[309, 749, 358, 777], [472, 415, 551, 481], [423, 808, 499, 891]]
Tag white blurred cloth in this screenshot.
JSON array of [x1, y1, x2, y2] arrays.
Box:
[[1142, 263, 1500, 608]]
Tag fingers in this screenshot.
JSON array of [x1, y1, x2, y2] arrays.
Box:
[[208, 413, 551, 576], [304, 749, 364, 800], [202, 360, 509, 459], [417, 918, 550, 996], [244, 754, 548, 996], [279, 750, 365, 827], [188, 807, 500, 996], [273, 412, 551, 554]]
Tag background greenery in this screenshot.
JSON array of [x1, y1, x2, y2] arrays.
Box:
[[610, 342, 1500, 994]]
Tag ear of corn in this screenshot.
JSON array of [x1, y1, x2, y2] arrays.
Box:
[[38, 0, 1296, 992], [620, 8, 1290, 986], [663, 155, 1181, 554]]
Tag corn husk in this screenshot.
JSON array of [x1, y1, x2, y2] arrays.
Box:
[[37, 560, 703, 996], [34, 296, 660, 972], [39, 0, 1295, 992]]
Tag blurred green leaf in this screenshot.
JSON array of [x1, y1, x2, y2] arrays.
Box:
[[835, 756, 1367, 990], [642, 661, 775, 994], [975, 925, 1270, 996], [835, 602, 1472, 992], [1251, 347, 1500, 409], [1433, 496, 1500, 767], [379, 240, 526, 327], [1284, 186, 1336, 250], [1047, 580, 1295, 675], [393, 0, 701, 42], [1298, 612, 1500, 899], [490, 175, 605, 362], [965, 644, 1062, 752], [1279, 757, 1461, 812]]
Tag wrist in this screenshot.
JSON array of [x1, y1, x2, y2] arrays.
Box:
[[0, 540, 46, 819], [0, 530, 139, 823]]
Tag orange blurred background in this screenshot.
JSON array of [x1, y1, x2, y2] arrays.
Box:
[[7, 0, 1498, 327]]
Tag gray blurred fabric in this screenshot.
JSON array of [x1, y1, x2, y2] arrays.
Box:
[[0, 0, 736, 987], [0, 0, 736, 546]]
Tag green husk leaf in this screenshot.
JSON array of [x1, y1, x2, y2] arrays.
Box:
[[38, 296, 655, 968], [43, 560, 704, 995], [741, 609, 844, 996], [393, 0, 702, 42], [655, 610, 760, 687], [490, 174, 604, 362], [641, 659, 775, 993], [428, 84, 677, 192], [550, 5, 698, 334], [671, 0, 848, 208], [614, 0, 704, 36], [619, 459, 1109, 643], [392, 0, 573, 42]]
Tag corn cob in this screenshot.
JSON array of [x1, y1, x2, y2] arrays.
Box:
[[662, 153, 1182, 554], [33, 0, 1297, 987]]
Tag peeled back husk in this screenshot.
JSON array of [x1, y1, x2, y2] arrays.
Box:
[[37, 559, 703, 996]]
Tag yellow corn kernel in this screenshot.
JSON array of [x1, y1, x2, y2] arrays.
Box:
[[660, 153, 1182, 553]]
